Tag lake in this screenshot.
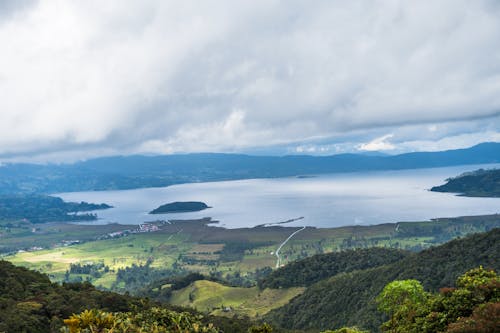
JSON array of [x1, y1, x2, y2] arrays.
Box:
[[57, 164, 500, 229]]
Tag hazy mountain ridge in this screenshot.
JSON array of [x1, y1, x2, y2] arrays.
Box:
[[0, 142, 499, 194]]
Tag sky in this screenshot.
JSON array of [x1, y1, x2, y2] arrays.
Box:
[[0, 0, 499, 162]]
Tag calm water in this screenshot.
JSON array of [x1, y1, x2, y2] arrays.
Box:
[[57, 164, 500, 229]]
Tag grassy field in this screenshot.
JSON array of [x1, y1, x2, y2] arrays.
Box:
[[3, 215, 500, 289], [169, 279, 305, 318]]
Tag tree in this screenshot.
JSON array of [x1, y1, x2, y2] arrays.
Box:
[[376, 279, 430, 332], [377, 267, 500, 333]]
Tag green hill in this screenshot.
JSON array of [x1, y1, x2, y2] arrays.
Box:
[[265, 228, 500, 332], [260, 247, 409, 289], [431, 168, 500, 197], [168, 279, 304, 318], [0, 260, 256, 333], [0, 260, 150, 332]]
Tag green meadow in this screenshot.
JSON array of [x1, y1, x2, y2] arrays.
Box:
[[4, 214, 500, 290]]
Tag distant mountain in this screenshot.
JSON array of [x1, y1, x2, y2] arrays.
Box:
[[0, 142, 499, 194], [431, 168, 500, 197]]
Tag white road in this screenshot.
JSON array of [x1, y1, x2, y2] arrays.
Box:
[[275, 226, 306, 268]]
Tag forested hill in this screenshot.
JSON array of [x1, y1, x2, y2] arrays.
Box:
[[0, 260, 256, 333], [0, 260, 148, 332], [0, 194, 110, 223], [0, 142, 499, 194], [431, 168, 500, 197], [260, 247, 409, 288], [265, 228, 500, 332]]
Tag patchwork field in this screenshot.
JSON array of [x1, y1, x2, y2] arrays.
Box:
[[3, 215, 500, 290]]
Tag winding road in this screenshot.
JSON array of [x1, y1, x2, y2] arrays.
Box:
[[275, 226, 306, 268]]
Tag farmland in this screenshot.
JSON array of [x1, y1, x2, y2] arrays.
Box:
[[3, 214, 500, 290]]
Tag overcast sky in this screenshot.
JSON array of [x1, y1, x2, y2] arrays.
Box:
[[1, 0, 499, 162]]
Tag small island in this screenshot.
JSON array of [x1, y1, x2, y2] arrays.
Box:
[[149, 201, 210, 214]]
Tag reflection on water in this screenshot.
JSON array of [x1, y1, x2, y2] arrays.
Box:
[[57, 164, 500, 229]]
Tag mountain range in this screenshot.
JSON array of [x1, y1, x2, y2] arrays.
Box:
[[0, 142, 498, 194]]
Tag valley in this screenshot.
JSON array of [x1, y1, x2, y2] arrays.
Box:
[[1, 164, 499, 332]]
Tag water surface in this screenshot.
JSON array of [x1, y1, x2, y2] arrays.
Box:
[[57, 164, 500, 228]]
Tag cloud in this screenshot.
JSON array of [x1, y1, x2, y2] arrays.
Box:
[[358, 134, 396, 151], [0, 0, 500, 160]]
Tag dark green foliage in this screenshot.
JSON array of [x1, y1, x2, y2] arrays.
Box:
[[377, 267, 500, 333], [248, 322, 274, 332], [393, 215, 500, 244], [431, 168, 500, 197], [260, 248, 409, 288], [0, 194, 110, 223], [170, 272, 207, 290], [0, 260, 258, 333], [321, 328, 369, 333], [0, 260, 147, 333], [62, 307, 219, 333], [219, 241, 273, 263], [265, 229, 500, 332], [68, 262, 109, 279], [150, 201, 209, 214], [113, 262, 183, 292], [447, 302, 500, 332]]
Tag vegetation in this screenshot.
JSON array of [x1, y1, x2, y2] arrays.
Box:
[[0, 260, 261, 333], [321, 328, 369, 333], [0, 194, 110, 223], [2, 228, 499, 332], [431, 168, 500, 197], [377, 267, 499, 332], [150, 201, 210, 214], [61, 307, 219, 333], [167, 279, 305, 318], [260, 248, 409, 288], [0, 260, 150, 333], [265, 229, 500, 332], [4, 215, 500, 290]]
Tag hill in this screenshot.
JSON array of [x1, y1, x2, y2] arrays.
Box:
[[0, 194, 110, 223], [0, 260, 259, 333], [168, 279, 304, 318], [0, 260, 150, 332], [260, 247, 409, 289], [431, 168, 500, 197], [265, 228, 500, 332], [1, 142, 499, 194]]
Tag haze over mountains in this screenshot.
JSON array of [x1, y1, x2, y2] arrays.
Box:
[[0, 142, 498, 194]]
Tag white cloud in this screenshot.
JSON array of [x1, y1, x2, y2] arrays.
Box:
[[358, 134, 396, 151], [0, 0, 500, 160]]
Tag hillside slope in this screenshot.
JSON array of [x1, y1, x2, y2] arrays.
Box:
[[431, 168, 500, 197], [260, 247, 409, 289], [0, 261, 256, 333], [169, 279, 304, 318], [265, 228, 500, 332]]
